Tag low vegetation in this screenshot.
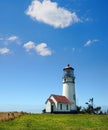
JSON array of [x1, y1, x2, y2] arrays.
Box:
[[77, 98, 107, 114], [0, 113, 108, 130], [0, 112, 27, 122]]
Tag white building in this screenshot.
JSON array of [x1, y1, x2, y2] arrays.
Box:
[[45, 64, 77, 113], [45, 94, 71, 113]]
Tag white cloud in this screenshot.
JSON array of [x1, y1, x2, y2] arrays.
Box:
[[23, 41, 35, 52], [0, 48, 10, 54], [25, 0, 80, 28], [7, 35, 18, 41], [1, 35, 20, 46], [0, 35, 21, 55], [35, 43, 52, 56], [92, 39, 99, 42], [23, 41, 52, 56], [84, 39, 99, 47], [84, 40, 92, 47]]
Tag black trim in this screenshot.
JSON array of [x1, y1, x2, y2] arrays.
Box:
[[63, 81, 74, 83], [49, 110, 77, 114]]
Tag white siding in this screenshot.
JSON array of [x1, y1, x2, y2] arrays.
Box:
[[50, 96, 57, 111], [46, 97, 57, 112], [57, 103, 71, 112], [63, 81, 76, 110], [46, 101, 51, 112]]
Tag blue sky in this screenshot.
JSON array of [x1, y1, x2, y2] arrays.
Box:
[[0, 0, 108, 113]]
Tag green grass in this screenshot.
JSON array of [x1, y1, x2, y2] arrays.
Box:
[[0, 114, 108, 130]]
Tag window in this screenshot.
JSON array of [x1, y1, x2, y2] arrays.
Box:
[[73, 94, 76, 100], [60, 104, 62, 110], [66, 104, 68, 110], [64, 78, 66, 82]]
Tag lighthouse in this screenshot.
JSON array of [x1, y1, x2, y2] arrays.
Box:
[[45, 64, 77, 113], [62, 64, 76, 111]]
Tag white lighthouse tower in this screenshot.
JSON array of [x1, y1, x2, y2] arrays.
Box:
[[62, 64, 76, 111]]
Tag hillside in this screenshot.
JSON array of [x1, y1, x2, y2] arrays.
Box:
[[0, 114, 108, 130]]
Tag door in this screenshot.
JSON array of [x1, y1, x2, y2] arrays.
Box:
[[51, 104, 54, 113]]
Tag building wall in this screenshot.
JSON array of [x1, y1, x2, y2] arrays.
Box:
[[63, 82, 76, 110], [46, 96, 58, 113], [46, 96, 71, 113], [46, 101, 51, 113], [50, 96, 57, 111], [57, 103, 71, 112]]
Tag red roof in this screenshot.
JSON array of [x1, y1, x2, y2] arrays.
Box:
[[48, 99, 55, 104], [51, 94, 72, 104]]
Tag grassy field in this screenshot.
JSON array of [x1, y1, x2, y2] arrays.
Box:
[[0, 113, 108, 130]]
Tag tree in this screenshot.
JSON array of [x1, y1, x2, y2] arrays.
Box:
[[76, 106, 82, 113], [85, 98, 94, 114], [94, 107, 101, 114], [42, 109, 46, 113], [85, 98, 101, 114]]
